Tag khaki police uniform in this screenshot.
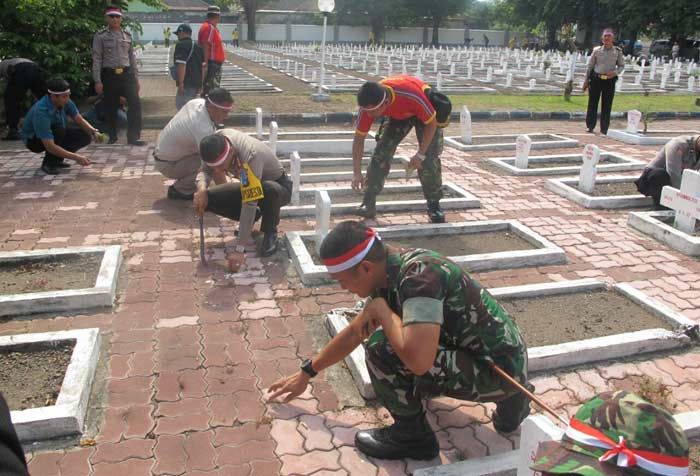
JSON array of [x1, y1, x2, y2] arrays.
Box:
[[92, 27, 142, 143], [585, 45, 625, 134]]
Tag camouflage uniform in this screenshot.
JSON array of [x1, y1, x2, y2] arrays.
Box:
[[365, 118, 444, 203], [365, 248, 530, 428], [531, 390, 689, 476]]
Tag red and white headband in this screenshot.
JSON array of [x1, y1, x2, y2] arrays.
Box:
[[566, 418, 689, 476], [361, 91, 387, 112], [48, 88, 70, 95], [207, 96, 234, 111], [207, 137, 231, 167], [322, 228, 380, 273]]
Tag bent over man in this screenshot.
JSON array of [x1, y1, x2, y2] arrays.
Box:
[[195, 130, 292, 260], [352, 75, 447, 223], [268, 221, 532, 460]]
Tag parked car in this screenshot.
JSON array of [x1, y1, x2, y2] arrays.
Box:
[[651, 38, 700, 61], [650, 39, 671, 57]]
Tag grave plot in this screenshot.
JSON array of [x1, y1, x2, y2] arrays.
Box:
[[326, 278, 695, 399], [262, 124, 375, 155], [608, 111, 699, 145], [2, 328, 101, 443], [135, 45, 170, 76], [446, 133, 578, 152], [219, 63, 282, 94], [280, 181, 480, 218], [628, 170, 700, 256], [546, 175, 651, 209], [278, 155, 409, 183], [487, 152, 645, 176], [287, 220, 566, 286], [0, 245, 122, 317]]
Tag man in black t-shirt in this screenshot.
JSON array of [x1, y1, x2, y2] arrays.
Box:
[[173, 23, 204, 110]]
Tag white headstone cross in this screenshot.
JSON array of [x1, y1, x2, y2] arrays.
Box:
[[290, 151, 301, 206], [660, 169, 700, 235], [689, 76, 696, 92], [528, 78, 536, 89], [626, 109, 642, 133], [486, 66, 493, 82], [315, 190, 331, 255], [506, 72, 513, 88], [436, 72, 443, 91], [578, 144, 601, 194], [255, 108, 263, 139], [269, 121, 279, 156], [460, 106, 472, 144], [514, 134, 532, 169]]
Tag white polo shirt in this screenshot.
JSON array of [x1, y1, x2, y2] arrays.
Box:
[[154, 98, 215, 162]]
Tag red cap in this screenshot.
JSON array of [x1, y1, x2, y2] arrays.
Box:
[[104, 6, 123, 16]]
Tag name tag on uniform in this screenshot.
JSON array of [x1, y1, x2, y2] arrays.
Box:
[[115, 68, 124, 75]]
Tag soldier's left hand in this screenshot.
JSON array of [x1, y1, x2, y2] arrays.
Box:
[[266, 371, 310, 403], [409, 154, 424, 171]]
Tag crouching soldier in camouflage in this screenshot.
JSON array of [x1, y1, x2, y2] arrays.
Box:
[[267, 221, 532, 460], [531, 390, 689, 476], [352, 76, 447, 223]]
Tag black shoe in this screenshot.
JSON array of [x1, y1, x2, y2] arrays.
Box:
[[355, 199, 376, 219], [108, 136, 118, 144], [57, 161, 71, 169], [41, 164, 60, 175], [586, 128, 595, 133], [354, 413, 439, 460], [128, 139, 146, 146], [2, 129, 19, 141], [600, 130, 608, 136], [167, 185, 194, 200], [492, 382, 534, 433], [259, 232, 278, 257], [427, 200, 445, 223]]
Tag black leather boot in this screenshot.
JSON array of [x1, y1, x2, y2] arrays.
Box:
[[260, 232, 278, 257], [354, 412, 439, 460], [427, 200, 445, 223], [492, 382, 534, 433], [355, 195, 377, 219]]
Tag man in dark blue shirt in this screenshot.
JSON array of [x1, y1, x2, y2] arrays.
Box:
[[21, 78, 99, 175]]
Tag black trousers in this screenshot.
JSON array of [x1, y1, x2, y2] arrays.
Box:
[[635, 167, 671, 207], [586, 76, 617, 133], [0, 393, 29, 476], [25, 125, 91, 167], [4, 62, 45, 130], [205, 177, 292, 233], [101, 69, 141, 142]]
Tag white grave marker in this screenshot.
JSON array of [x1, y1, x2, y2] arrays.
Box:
[[506, 72, 513, 88], [315, 190, 331, 255], [269, 121, 278, 156], [660, 169, 700, 235], [675, 70, 681, 83], [255, 108, 263, 139], [436, 72, 443, 91], [514, 134, 532, 169], [689, 76, 696, 92], [634, 74, 642, 85], [528, 78, 536, 89], [578, 144, 601, 194], [460, 106, 472, 144], [545, 68, 551, 81], [626, 109, 642, 133], [486, 66, 493, 82], [289, 151, 301, 206], [516, 416, 564, 476]]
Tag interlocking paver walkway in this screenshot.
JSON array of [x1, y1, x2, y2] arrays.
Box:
[[1, 118, 699, 475]]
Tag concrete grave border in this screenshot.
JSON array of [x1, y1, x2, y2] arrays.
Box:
[[445, 133, 578, 152], [0, 245, 122, 317], [628, 210, 700, 256], [280, 181, 480, 218], [287, 220, 567, 286], [278, 155, 409, 184], [326, 278, 695, 399], [259, 131, 376, 155], [487, 152, 646, 176], [607, 129, 699, 145], [3, 328, 101, 443], [545, 175, 653, 209]]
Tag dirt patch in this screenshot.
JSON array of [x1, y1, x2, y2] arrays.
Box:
[[691, 441, 700, 476], [303, 231, 535, 265], [299, 186, 463, 206], [658, 215, 700, 236], [577, 182, 641, 197], [525, 156, 622, 169], [453, 134, 563, 145], [0, 340, 74, 411], [0, 253, 102, 295], [500, 290, 673, 348]]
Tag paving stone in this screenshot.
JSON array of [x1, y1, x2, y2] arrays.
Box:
[[299, 414, 334, 451], [338, 446, 378, 476], [216, 439, 277, 467], [271, 419, 305, 456], [213, 422, 271, 447], [91, 439, 155, 464], [280, 449, 341, 475], [92, 458, 155, 476]]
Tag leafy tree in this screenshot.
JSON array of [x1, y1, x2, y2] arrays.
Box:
[[0, 0, 161, 96], [334, 0, 414, 44], [404, 0, 470, 46], [228, 0, 275, 41]]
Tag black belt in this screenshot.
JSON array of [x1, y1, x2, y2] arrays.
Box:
[[102, 66, 131, 75]]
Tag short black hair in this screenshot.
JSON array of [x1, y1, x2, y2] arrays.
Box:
[[199, 134, 226, 163], [46, 78, 70, 94], [207, 88, 233, 106], [357, 82, 385, 107], [319, 221, 385, 269]]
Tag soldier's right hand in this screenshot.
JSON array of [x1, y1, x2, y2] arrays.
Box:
[[95, 82, 103, 95], [194, 189, 209, 216], [352, 173, 364, 191], [74, 154, 91, 166]]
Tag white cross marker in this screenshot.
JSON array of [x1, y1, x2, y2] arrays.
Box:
[[255, 107, 263, 139], [315, 190, 331, 255], [515, 134, 532, 169], [660, 169, 700, 234], [626, 109, 642, 133], [578, 144, 600, 194], [460, 106, 472, 144]]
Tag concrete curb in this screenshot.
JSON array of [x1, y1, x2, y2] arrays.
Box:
[[488, 152, 645, 176], [140, 110, 700, 129], [445, 133, 578, 152], [545, 175, 653, 209], [628, 210, 700, 256]]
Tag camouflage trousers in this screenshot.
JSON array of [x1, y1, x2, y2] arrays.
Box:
[[203, 61, 222, 95], [365, 330, 531, 426], [364, 117, 444, 203]]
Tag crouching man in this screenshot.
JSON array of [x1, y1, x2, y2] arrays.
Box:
[[267, 221, 533, 460], [194, 130, 292, 261]]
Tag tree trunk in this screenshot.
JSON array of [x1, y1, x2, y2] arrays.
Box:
[[547, 22, 557, 49], [245, 6, 256, 41], [625, 30, 638, 56], [432, 17, 440, 46]]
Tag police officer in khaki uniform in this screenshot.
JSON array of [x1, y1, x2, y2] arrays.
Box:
[[583, 29, 625, 135], [92, 5, 144, 146]]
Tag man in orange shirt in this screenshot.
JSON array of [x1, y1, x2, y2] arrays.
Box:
[[352, 75, 446, 223], [198, 5, 225, 94]]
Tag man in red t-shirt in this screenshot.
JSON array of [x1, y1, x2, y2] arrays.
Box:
[[352, 75, 446, 223], [198, 5, 225, 94]]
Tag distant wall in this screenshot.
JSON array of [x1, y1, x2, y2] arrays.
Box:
[[133, 22, 508, 47]]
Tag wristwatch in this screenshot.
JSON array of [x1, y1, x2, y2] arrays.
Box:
[[300, 359, 317, 378]]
